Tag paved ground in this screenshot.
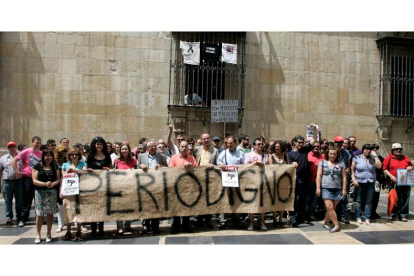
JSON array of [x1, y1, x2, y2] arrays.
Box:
[[1, 194, 413, 245]]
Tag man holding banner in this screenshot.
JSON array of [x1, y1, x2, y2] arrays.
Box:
[[217, 136, 245, 229], [193, 133, 218, 228], [169, 141, 198, 234], [244, 137, 269, 231]]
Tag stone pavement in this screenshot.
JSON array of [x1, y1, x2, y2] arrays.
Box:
[[1, 194, 413, 245]]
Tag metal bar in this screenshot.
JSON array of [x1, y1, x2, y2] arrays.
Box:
[[168, 32, 173, 107]]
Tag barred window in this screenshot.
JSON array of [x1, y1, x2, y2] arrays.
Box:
[[168, 32, 246, 109], [377, 37, 414, 117]]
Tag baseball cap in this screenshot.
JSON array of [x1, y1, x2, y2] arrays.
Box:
[[7, 141, 16, 148], [392, 143, 402, 149], [212, 136, 221, 141], [334, 136, 344, 142]]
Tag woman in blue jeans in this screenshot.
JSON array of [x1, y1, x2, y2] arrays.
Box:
[[351, 144, 382, 225]]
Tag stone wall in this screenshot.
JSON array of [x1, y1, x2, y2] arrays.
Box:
[[0, 32, 171, 146], [1, 32, 413, 156]]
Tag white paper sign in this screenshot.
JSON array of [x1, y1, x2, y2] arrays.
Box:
[[397, 169, 414, 186], [211, 100, 238, 123], [221, 166, 239, 187], [62, 172, 80, 196], [306, 124, 319, 141]]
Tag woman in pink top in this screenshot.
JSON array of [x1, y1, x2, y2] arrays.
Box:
[[113, 143, 137, 234]]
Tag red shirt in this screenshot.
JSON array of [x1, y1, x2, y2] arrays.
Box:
[[308, 151, 325, 182], [113, 158, 137, 169], [169, 154, 197, 167], [382, 154, 413, 178]]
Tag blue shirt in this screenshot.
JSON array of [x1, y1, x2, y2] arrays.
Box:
[[62, 161, 87, 172], [217, 148, 245, 165], [148, 153, 158, 169], [352, 155, 376, 183]]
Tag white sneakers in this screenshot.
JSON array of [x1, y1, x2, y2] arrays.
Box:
[[247, 223, 267, 231]]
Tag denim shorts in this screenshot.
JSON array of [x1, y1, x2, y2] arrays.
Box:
[[322, 188, 342, 200]]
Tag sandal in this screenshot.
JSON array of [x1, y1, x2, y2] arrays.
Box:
[[34, 236, 41, 244], [63, 231, 72, 240], [329, 227, 340, 233], [322, 224, 331, 230], [75, 231, 82, 241]]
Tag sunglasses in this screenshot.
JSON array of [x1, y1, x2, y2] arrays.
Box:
[[177, 139, 184, 142], [395, 148, 402, 151], [256, 143, 264, 146]]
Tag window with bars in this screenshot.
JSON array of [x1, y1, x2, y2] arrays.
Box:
[[377, 37, 414, 118], [168, 32, 246, 109]]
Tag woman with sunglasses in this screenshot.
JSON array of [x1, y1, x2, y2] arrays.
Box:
[[351, 144, 382, 225], [87, 136, 112, 237], [113, 143, 137, 235], [60, 147, 87, 241], [32, 149, 61, 243], [383, 143, 413, 222]]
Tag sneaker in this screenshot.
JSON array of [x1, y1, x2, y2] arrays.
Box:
[[218, 222, 226, 230], [6, 218, 12, 224], [56, 227, 63, 233], [247, 224, 254, 231], [18, 221, 25, 227], [365, 220, 371, 226], [291, 221, 299, 228], [260, 223, 267, 231], [46, 235, 52, 243], [309, 215, 317, 221], [357, 218, 363, 224]]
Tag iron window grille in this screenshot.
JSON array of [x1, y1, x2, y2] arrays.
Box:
[[377, 36, 414, 118], [168, 32, 246, 109]]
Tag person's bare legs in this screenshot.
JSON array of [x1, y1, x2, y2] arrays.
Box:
[[46, 214, 53, 236], [36, 216, 43, 237], [324, 199, 340, 231]]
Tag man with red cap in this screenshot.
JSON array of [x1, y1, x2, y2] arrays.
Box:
[[0, 142, 23, 226], [383, 143, 413, 221], [333, 135, 352, 224]]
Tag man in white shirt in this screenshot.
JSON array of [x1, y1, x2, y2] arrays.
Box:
[[217, 136, 245, 230], [184, 92, 204, 106]]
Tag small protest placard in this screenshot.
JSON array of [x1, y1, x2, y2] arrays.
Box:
[[397, 169, 414, 186], [62, 171, 80, 196], [306, 124, 319, 141], [211, 100, 238, 123], [221, 165, 239, 187]]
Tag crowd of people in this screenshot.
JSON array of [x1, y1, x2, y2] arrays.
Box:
[[0, 123, 412, 243]]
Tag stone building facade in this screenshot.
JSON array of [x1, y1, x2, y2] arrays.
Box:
[[0, 32, 413, 156]]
